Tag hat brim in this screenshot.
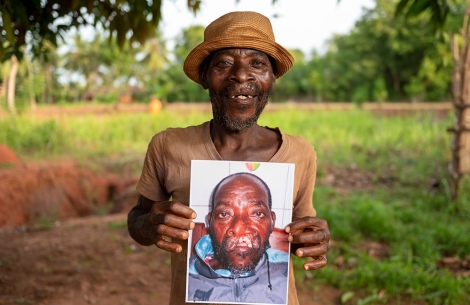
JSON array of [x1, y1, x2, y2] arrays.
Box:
[[183, 35, 295, 85]]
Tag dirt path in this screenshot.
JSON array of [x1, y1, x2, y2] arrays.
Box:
[[0, 214, 341, 305], [0, 102, 452, 118]]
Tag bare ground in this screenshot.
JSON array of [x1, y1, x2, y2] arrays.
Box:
[[0, 101, 453, 118], [0, 214, 342, 305]]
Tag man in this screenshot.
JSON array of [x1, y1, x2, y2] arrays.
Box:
[[188, 172, 288, 303], [127, 11, 330, 305]]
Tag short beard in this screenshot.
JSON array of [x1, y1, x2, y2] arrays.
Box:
[[209, 85, 271, 132], [211, 233, 271, 275]]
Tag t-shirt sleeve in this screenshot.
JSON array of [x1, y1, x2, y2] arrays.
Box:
[[136, 132, 171, 201], [292, 141, 317, 221]]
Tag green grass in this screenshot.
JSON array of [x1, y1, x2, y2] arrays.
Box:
[[0, 110, 212, 159], [260, 109, 450, 181], [0, 109, 449, 170], [1, 107, 468, 304], [297, 185, 470, 304]]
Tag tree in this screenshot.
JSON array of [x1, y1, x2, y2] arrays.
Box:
[[162, 25, 208, 102], [174, 25, 205, 64], [0, 0, 202, 110], [395, 0, 469, 200], [271, 49, 313, 102], [0, 0, 202, 61], [5, 54, 18, 113], [323, 0, 452, 102], [62, 33, 111, 99]]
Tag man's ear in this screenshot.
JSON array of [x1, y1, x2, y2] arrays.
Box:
[[206, 212, 212, 228], [270, 211, 276, 231], [268, 56, 278, 80], [199, 66, 209, 89]]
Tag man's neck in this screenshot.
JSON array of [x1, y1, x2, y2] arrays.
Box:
[[210, 120, 281, 162]]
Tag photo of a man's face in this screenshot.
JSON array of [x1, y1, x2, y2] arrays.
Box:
[[186, 161, 294, 305], [209, 173, 276, 275]]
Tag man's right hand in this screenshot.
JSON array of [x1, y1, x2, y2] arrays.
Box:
[[128, 195, 197, 253], [148, 199, 197, 252]]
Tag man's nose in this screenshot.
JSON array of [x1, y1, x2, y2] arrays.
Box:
[[227, 215, 249, 237], [229, 63, 254, 83]]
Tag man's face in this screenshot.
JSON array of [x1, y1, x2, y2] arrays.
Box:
[[209, 175, 276, 275], [201, 48, 276, 131]]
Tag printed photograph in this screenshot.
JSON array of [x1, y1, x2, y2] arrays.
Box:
[[186, 160, 295, 305]]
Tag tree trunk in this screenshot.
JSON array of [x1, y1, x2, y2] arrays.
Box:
[[44, 62, 53, 104], [7, 55, 19, 114], [26, 54, 37, 110], [2, 76, 8, 106], [448, 7, 470, 201]]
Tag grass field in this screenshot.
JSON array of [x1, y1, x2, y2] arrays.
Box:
[[1, 108, 469, 304]]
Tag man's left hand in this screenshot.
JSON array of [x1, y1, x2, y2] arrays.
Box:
[[285, 217, 330, 270]]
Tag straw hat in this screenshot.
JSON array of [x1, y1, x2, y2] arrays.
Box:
[[183, 11, 295, 84]]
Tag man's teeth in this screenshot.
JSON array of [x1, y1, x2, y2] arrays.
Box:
[[231, 95, 253, 99]]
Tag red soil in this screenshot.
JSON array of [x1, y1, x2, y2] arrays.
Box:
[[0, 145, 139, 227], [0, 144, 21, 164]]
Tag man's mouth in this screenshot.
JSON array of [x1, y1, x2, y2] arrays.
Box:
[[237, 236, 253, 248], [223, 234, 259, 251], [230, 94, 254, 99], [213, 232, 269, 274]]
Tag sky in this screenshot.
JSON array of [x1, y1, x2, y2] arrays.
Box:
[[159, 0, 376, 56]]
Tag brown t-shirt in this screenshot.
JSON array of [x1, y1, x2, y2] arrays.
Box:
[[137, 121, 317, 305]]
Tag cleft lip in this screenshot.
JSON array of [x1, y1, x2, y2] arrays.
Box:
[[236, 236, 253, 248]]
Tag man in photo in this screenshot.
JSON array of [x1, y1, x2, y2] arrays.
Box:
[[188, 172, 288, 303]]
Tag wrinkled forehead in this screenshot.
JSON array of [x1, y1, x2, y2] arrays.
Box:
[[210, 48, 269, 58], [214, 176, 269, 204]]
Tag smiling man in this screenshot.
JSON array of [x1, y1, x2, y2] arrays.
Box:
[[188, 173, 288, 303], [128, 11, 330, 305]]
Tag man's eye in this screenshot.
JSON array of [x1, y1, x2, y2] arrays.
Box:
[[215, 60, 232, 67], [253, 211, 265, 218], [252, 60, 266, 68], [217, 212, 229, 219]]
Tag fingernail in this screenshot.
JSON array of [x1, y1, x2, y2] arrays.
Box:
[[285, 226, 291, 233], [304, 265, 309, 271], [287, 236, 293, 242], [191, 212, 197, 219], [297, 250, 303, 256]]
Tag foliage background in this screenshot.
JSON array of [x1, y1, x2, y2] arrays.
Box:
[[0, 0, 460, 108]]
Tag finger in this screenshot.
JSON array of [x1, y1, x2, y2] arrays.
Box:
[[303, 256, 327, 271], [288, 229, 328, 244], [150, 201, 197, 221], [157, 224, 190, 240], [156, 238, 183, 253], [150, 213, 195, 230], [293, 243, 328, 258], [285, 217, 328, 234], [166, 202, 197, 219]]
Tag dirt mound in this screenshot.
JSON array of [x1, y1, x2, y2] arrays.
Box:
[[0, 144, 21, 164], [0, 161, 139, 227]]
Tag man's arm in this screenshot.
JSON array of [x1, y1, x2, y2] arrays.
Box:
[[285, 217, 330, 270], [128, 195, 197, 253]]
